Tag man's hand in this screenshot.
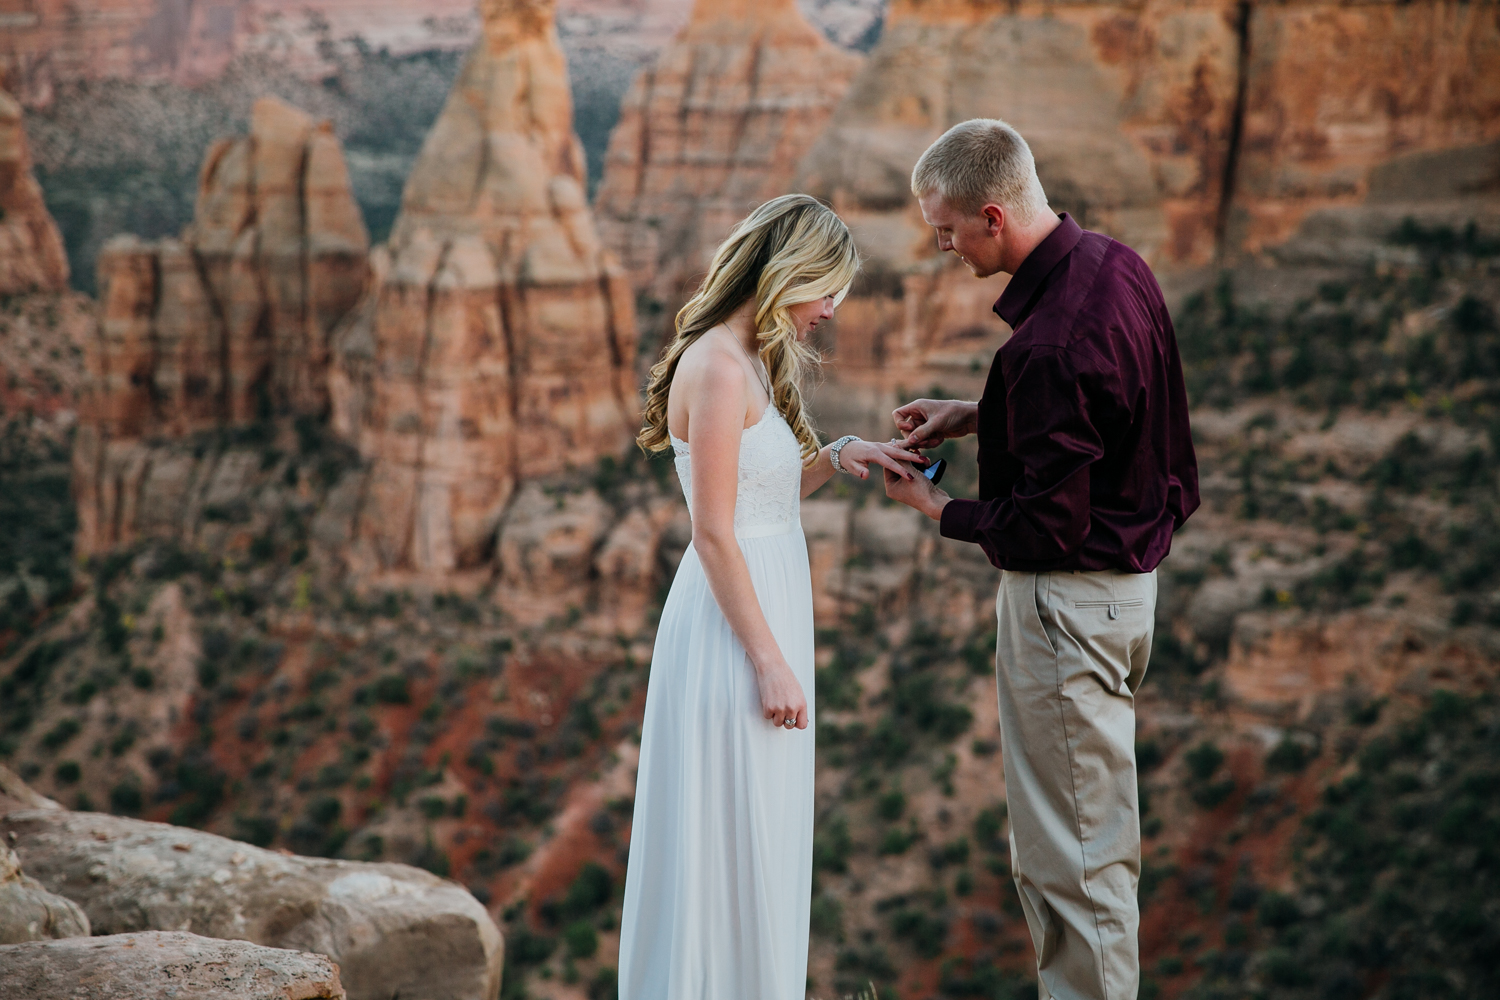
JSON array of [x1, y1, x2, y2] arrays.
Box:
[[884, 461, 950, 521], [892, 398, 979, 449]]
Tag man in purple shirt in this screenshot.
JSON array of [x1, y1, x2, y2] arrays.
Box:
[[883, 120, 1199, 1000]]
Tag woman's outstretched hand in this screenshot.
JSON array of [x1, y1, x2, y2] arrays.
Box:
[[756, 661, 808, 730], [836, 439, 928, 481]]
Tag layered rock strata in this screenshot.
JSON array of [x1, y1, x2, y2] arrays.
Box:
[[0, 930, 346, 1000], [3, 806, 503, 1000], [0, 86, 68, 294], [74, 97, 368, 556], [788, 0, 1500, 426], [795, 0, 1243, 390], [330, 0, 638, 576], [0, 0, 481, 107], [1229, 1, 1500, 264], [593, 0, 862, 314]]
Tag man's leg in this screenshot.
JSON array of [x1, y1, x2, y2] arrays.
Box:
[[994, 569, 1155, 1000]]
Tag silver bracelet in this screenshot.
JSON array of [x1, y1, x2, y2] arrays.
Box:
[[829, 435, 860, 474]]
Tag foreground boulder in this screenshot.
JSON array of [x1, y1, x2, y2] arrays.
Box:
[[3, 809, 503, 1000], [0, 842, 89, 943], [0, 930, 345, 999]]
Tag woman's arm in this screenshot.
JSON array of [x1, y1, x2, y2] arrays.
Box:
[[800, 438, 929, 498], [681, 351, 809, 730]]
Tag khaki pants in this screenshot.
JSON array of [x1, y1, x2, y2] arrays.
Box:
[[994, 569, 1155, 1000]]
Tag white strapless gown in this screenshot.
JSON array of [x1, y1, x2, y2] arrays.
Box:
[[618, 405, 816, 1000]]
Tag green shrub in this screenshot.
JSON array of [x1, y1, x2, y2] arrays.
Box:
[[973, 805, 1006, 848], [373, 673, 410, 704], [930, 836, 970, 868], [889, 907, 947, 958], [876, 788, 906, 821], [41, 717, 81, 750], [878, 826, 916, 855], [563, 920, 598, 959], [1185, 741, 1225, 781], [1265, 737, 1311, 773], [587, 967, 618, 1000], [109, 781, 143, 815], [563, 862, 614, 918], [54, 760, 81, 784], [810, 893, 843, 938], [814, 814, 852, 873]]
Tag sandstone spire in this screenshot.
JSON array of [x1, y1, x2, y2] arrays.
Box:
[[593, 0, 861, 317], [75, 98, 368, 555], [330, 0, 639, 576], [0, 87, 68, 294]]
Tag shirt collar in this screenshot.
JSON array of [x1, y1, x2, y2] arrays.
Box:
[[993, 212, 1082, 328]]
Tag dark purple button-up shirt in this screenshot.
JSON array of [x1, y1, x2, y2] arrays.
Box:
[[938, 213, 1199, 573]]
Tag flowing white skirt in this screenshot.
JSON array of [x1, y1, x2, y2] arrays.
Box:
[[619, 527, 816, 1000]]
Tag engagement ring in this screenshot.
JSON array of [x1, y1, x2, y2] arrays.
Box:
[[782, 718, 795, 728]]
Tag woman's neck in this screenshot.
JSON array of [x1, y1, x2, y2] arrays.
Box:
[[721, 299, 759, 357]]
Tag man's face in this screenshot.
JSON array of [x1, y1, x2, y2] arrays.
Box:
[[918, 191, 1006, 278]]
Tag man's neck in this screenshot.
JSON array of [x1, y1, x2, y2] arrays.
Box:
[[1001, 208, 1064, 276]]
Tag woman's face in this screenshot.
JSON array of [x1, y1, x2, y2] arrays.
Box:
[[788, 295, 838, 340]]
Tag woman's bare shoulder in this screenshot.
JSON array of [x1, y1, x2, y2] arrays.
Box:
[[675, 333, 747, 398]]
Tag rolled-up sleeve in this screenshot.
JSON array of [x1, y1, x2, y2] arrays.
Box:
[[939, 346, 1103, 566]]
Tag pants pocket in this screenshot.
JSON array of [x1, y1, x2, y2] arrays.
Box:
[[1072, 598, 1146, 620]]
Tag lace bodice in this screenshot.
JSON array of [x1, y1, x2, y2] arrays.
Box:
[[670, 405, 803, 535]]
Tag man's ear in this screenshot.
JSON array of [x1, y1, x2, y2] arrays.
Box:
[[982, 203, 1005, 236]]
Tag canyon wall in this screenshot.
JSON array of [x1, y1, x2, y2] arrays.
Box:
[[328, 0, 638, 578], [0, 0, 707, 109], [73, 96, 368, 555], [0, 0, 479, 107], [1229, 0, 1500, 266], [593, 0, 862, 320], [778, 0, 1500, 434], [0, 86, 67, 294]]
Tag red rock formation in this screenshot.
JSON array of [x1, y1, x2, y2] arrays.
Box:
[[0, 0, 480, 106], [74, 97, 368, 556], [330, 0, 639, 577], [795, 0, 1242, 393], [788, 0, 1500, 430], [0, 86, 67, 294], [1230, 1, 1500, 262], [0, 0, 704, 109], [594, 0, 861, 315]]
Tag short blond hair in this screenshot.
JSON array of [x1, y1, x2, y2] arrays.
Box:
[[911, 119, 1048, 225]]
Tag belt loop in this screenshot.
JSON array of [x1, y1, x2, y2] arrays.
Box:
[[1108, 603, 1119, 620]]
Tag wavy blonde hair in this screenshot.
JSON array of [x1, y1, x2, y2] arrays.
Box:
[[637, 194, 859, 466]]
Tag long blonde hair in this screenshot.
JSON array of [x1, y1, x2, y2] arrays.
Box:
[[637, 194, 859, 465]]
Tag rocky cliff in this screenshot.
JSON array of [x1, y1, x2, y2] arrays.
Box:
[[593, 0, 862, 322], [791, 0, 1500, 420], [0, 0, 480, 107], [329, 0, 638, 578], [72, 97, 368, 558], [0, 86, 67, 294]]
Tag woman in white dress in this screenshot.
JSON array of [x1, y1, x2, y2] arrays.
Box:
[[618, 195, 925, 999]]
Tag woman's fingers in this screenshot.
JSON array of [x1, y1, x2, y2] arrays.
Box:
[[876, 441, 928, 463], [866, 451, 914, 479]]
